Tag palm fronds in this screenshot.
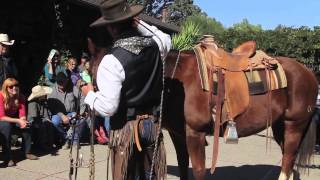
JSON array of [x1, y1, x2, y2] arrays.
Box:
[[172, 21, 201, 51]]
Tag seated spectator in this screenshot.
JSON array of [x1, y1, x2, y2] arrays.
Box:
[[27, 85, 54, 151], [43, 49, 66, 87], [0, 78, 38, 167], [78, 52, 89, 73], [47, 72, 85, 149], [66, 57, 81, 86], [80, 61, 92, 84]]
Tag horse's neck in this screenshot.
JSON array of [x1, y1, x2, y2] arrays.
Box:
[[165, 50, 195, 78]]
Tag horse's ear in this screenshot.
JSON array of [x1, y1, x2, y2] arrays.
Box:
[[232, 41, 256, 57], [87, 38, 96, 56]]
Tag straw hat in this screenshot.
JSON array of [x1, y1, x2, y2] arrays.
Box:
[[90, 0, 144, 27], [0, 33, 15, 45], [28, 85, 52, 101]]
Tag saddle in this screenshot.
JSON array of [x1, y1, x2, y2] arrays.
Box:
[[194, 36, 286, 121]]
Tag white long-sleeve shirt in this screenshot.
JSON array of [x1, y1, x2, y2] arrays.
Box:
[[84, 20, 172, 117]]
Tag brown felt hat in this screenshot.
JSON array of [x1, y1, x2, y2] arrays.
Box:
[[90, 0, 144, 27]]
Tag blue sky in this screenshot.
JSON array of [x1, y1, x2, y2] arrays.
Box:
[[193, 0, 320, 30]]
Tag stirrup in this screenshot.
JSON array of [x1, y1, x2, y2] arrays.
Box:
[[224, 121, 238, 144]]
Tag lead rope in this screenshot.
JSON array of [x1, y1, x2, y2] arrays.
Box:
[[149, 52, 166, 180], [171, 51, 181, 78], [89, 108, 96, 180]]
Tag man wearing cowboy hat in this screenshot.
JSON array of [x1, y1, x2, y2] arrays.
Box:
[[81, 0, 171, 179], [0, 33, 18, 86], [27, 85, 54, 151]]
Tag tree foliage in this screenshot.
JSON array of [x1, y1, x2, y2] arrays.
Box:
[[184, 17, 319, 65], [127, 1, 319, 68], [167, 0, 202, 25], [185, 14, 224, 37], [172, 20, 200, 51]]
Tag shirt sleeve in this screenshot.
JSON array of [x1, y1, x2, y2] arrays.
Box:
[[137, 20, 172, 59], [43, 64, 53, 80], [27, 101, 37, 118], [84, 54, 125, 117]]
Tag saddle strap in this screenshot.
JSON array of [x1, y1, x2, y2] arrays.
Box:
[[211, 68, 224, 174]]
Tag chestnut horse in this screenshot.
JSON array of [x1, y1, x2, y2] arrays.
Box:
[[88, 40, 317, 180], [163, 41, 317, 180]]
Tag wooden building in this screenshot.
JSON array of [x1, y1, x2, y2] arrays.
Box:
[[0, 0, 179, 94]]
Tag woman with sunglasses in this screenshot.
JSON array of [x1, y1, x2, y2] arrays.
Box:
[[0, 78, 38, 167]]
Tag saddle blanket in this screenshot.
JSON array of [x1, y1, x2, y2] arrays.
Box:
[[212, 64, 287, 95]]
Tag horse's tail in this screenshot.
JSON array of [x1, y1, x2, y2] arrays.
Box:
[[295, 113, 317, 174]]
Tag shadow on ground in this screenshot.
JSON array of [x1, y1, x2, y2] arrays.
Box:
[[167, 164, 303, 180]]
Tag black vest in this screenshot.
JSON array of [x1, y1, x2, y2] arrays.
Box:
[[110, 38, 162, 130]]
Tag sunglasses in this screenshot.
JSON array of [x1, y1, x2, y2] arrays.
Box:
[[8, 84, 19, 89]]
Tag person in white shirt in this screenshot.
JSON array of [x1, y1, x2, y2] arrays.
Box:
[[81, 0, 171, 179]]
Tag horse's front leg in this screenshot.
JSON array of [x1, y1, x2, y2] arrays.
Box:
[[169, 131, 189, 180], [186, 125, 206, 180]]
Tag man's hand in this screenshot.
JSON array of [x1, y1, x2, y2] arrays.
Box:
[[61, 115, 70, 124], [47, 58, 52, 64], [133, 17, 141, 28], [81, 83, 94, 96]]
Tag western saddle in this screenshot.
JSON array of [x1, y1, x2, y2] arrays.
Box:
[[194, 35, 280, 122], [194, 35, 287, 173]]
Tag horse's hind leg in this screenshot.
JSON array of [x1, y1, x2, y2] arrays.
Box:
[[169, 131, 189, 180], [278, 119, 309, 180], [186, 127, 206, 180]]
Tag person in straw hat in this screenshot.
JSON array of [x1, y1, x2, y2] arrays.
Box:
[[81, 0, 171, 179], [0, 33, 18, 86], [27, 85, 54, 151]]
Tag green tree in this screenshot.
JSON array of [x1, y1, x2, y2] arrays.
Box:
[[185, 14, 225, 40], [167, 0, 202, 25], [221, 19, 264, 51], [172, 20, 200, 50]]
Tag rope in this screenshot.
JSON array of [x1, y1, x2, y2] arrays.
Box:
[[68, 117, 86, 180], [149, 50, 166, 180], [89, 109, 96, 180], [133, 15, 167, 180], [171, 51, 181, 78]]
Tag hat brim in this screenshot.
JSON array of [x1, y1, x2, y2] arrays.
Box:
[[28, 86, 52, 101], [0, 40, 15, 46], [90, 5, 144, 27]]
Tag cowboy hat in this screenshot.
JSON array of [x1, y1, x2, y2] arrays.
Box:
[[90, 0, 144, 27], [28, 85, 52, 101], [0, 33, 15, 45]]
